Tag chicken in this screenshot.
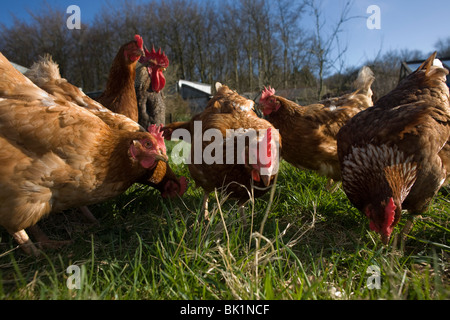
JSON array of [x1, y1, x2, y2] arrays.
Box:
[[163, 83, 281, 218], [258, 66, 374, 181], [336, 52, 450, 245], [139, 46, 169, 94], [25, 54, 187, 200], [0, 52, 169, 255], [135, 46, 169, 128], [96, 35, 145, 122]]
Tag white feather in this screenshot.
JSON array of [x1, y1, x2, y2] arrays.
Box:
[[433, 59, 443, 68]]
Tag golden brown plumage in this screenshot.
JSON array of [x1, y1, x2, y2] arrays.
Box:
[[337, 52, 450, 244], [96, 35, 145, 122], [163, 83, 281, 218], [26, 54, 143, 132], [0, 52, 169, 254], [259, 66, 374, 181]]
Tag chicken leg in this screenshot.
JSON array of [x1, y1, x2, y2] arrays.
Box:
[[10, 229, 39, 256], [79, 206, 100, 225], [202, 193, 210, 220], [238, 204, 248, 229], [399, 215, 421, 251], [325, 179, 341, 193]]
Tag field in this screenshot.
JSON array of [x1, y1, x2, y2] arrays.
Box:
[[0, 142, 449, 301]]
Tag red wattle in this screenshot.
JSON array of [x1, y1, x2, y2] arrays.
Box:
[[151, 69, 166, 93], [251, 169, 261, 182], [140, 158, 156, 169]]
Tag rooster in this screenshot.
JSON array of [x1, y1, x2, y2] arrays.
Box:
[[337, 52, 450, 245], [258, 66, 374, 181], [163, 83, 281, 218], [135, 46, 169, 128], [139, 46, 169, 94], [96, 35, 145, 122], [0, 52, 169, 255], [25, 54, 187, 200]]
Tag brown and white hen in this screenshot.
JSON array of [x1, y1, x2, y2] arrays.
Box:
[[337, 52, 450, 245]]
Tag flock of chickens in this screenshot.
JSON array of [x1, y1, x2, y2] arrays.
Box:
[[0, 34, 449, 256]]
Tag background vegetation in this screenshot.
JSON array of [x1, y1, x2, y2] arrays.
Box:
[[1, 0, 449, 102]]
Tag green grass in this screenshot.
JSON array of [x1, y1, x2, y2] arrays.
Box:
[[0, 147, 449, 300]]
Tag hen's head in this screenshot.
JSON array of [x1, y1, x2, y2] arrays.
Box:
[[123, 34, 145, 63], [139, 45, 169, 93], [129, 124, 168, 169], [259, 86, 280, 116], [364, 197, 401, 245], [246, 127, 280, 187]]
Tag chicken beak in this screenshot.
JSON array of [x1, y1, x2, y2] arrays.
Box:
[[260, 174, 271, 187], [154, 151, 169, 163]]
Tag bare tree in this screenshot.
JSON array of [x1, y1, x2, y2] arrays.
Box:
[[435, 37, 450, 57], [1, 0, 407, 104], [305, 0, 361, 99], [218, 1, 243, 90], [274, 0, 307, 89]]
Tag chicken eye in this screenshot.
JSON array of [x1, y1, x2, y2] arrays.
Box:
[[144, 141, 152, 149]]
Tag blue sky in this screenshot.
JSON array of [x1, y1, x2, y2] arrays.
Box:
[[0, 0, 449, 69], [322, 0, 450, 67], [0, 0, 104, 25]]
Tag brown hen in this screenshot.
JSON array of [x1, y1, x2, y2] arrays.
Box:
[[163, 83, 281, 218], [259, 66, 374, 181], [96, 35, 145, 122], [337, 52, 450, 245]]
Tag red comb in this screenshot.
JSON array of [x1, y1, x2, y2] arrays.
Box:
[[148, 124, 167, 154], [261, 86, 275, 101], [134, 35, 144, 49], [142, 45, 169, 68]]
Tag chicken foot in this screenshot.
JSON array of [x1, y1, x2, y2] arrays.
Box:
[[27, 225, 73, 251]]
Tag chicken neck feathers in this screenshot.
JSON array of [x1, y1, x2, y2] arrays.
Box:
[[96, 44, 139, 122]]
